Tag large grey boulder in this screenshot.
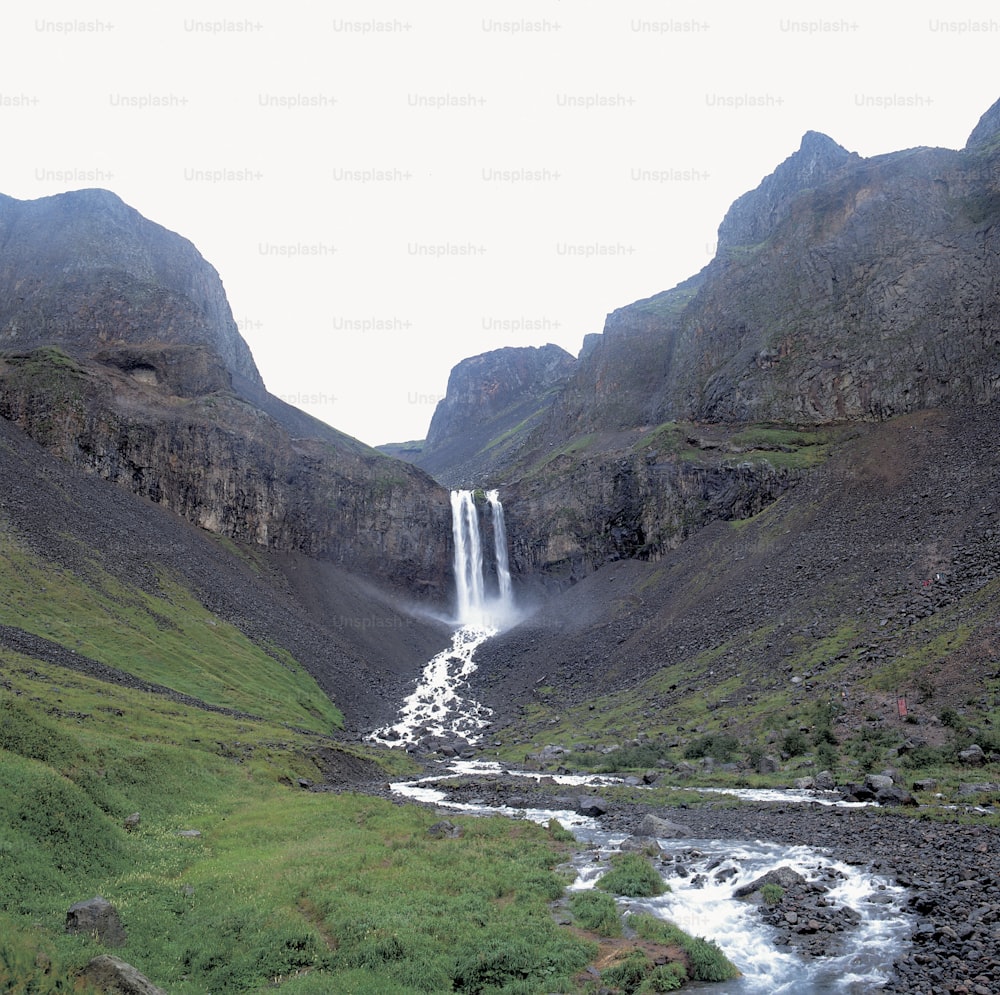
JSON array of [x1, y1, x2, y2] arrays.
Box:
[[733, 866, 809, 899], [66, 896, 127, 947], [958, 744, 986, 766], [637, 813, 692, 839], [874, 785, 918, 807], [576, 796, 609, 817], [865, 774, 894, 793]]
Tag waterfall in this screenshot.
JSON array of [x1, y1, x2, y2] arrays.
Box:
[[450, 488, 514, 626], [486, 489, 512, 604], [369, 489, 516, 749], [450, 490, 484, 624]]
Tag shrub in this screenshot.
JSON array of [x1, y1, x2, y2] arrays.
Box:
[[683, 733, 740, 763], [782, 730, 810, 757], [568, 889, 622, 936], [939, 707, 961, 729], [639, 962, 686, 992], [816, 742, 839, 773], [760, 883, 784, 905], [597, 853, 667, 898], [601, 950, 651, 991], [629, 913, 740, 984]]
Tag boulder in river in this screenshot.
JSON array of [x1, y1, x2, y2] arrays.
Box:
[[733, 865, 809, 899], [637, 813, 692, 838], [576, 796, 609, 817]]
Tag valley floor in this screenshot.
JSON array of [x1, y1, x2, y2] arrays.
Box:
[[427, 770, 1000, 994]]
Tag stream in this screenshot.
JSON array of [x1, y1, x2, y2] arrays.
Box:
[[391, 761, 911, 993], [371, 571, 913, 992]]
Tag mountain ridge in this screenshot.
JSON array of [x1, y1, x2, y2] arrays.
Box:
[[393, 97, 1000, 589], [0, 188, 454, 596]]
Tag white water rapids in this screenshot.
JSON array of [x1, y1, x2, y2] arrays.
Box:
[[369, 489, 514, 747], [393, 762, 911, 993], [369, 492, 912, 989]]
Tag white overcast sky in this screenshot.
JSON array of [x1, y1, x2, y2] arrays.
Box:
[[1, 2, 996, 445]]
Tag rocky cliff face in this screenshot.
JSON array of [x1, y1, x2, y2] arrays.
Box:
[[400, 343, 576, 487], [562, 110, 1000, 431], [0, 190, 452, 595], [0, 189, 261, 392], [412, 97, 1000, 583]]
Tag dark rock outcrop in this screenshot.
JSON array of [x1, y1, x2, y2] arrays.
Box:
[[80, 956, 167, 995], [0, 190, 452, 595], [564, 129, 1000, 432], [965, 95, 1000, 149], [395, 343, 576, 487], [716, 131, 859, 252], [0, 189, 261, 391], [732, 865, 807, 899], [66, 896, 127, 947]]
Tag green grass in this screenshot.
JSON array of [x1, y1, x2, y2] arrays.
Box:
[[0, 656, 600, 993], [0, 531, 342, 733], [629, 913, 740, 983], [568, 890, 622, 937], [597, 854, 667, 898]]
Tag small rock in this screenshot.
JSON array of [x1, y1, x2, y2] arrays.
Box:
[[123, 812, 141, 832], [427, 819, 463, 839], [66, 897, 127, 947]]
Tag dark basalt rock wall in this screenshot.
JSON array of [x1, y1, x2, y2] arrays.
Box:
[[0, 190, 452, 598], [0, 188, 262, 390], [405, 343, 577, 487], [560, 119, 1000, 432]]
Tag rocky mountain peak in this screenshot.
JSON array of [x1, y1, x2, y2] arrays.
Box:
[[717, 130, 858, 251], [425, 343, 576, 449], [0, 188, 263, 393], [965, 95, 1000, 149]]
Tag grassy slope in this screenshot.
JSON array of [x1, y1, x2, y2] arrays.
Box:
[[0, 655, 597, 994], [3, 520, 728, 994], [0, 529, 343, 733]]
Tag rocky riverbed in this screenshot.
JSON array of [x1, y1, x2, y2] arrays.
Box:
[[416, 773, 1000, 994]]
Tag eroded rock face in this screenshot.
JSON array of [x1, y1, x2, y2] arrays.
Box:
[[0, 189, 261, 390], [569, 131, 1000, 430], [413, 344, 577, 487], [0, 190, 452, 596], [965, 95, 1000, 149], [0, 347, 451, 591], [502, 449, 794, 578]]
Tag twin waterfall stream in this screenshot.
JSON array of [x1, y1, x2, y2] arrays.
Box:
[[369, 491, 911, 993]]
